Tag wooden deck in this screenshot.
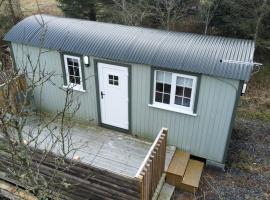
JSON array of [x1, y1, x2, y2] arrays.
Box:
[[23, 117, 175, 178]]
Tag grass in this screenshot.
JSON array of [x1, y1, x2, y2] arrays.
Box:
[[237, 57, 270, 122]]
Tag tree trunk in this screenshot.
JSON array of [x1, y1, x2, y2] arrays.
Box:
[[89, 4, 97, 21], [254, 0, 268, 45]]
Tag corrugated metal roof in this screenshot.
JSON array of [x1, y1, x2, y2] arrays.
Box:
[[4, 15, 255, 81]]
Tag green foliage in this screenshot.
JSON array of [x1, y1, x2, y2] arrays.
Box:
[[211, 0, 269, 39], [56, 0, 97, 20], [56, 0, 114, 20]]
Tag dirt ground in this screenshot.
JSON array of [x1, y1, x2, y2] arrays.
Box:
[[173, 118, 270, 200]]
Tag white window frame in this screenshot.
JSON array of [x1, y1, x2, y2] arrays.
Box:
[[151, 70, 197, 115], [63, 55, 84, 91]]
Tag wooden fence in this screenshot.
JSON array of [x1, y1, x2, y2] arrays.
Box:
[[135, 128, 168, 200], [0, 128, 168, 200], [0, 146, 141, 200]]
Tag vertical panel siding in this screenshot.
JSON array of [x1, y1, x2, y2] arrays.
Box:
[[131, 64, 239, 163], [12, 43, 98, 123], [12, 42, 239, 163]]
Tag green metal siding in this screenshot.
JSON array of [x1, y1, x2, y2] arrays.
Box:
[[11, 43, 98, 123], [12, 42, 239, 164], [131, 64, 239, 163]]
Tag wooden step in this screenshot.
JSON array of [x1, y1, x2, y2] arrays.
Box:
[[180, 159, 204, 193], [166, 150, 190, 186]]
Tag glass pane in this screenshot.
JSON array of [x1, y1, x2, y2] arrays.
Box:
[[73, 59, 79, 67], [155, 92, 162, 103], [175, 96, 182, 105], [74, 67, 79, 76], [67, 58, 73, 65], [156, 83, 163, 92], [185, 78, 193, 88], [114, 76, 119, 81], [164, 72, 172, 83], [164, 84, 171, 93], [75, 77, 80, 84], [176, 77, 185, 86], [184, 88, 192, 98], [156, 71, 164, 82], [70, 76, 75, 83], [163, 94, 170, 104], [175, 86, 183, 96], [109, 75, 113, 80], [183, 98, 190, 107], [109, 79, 113, 85], [68, 66, 74, 75], [114, 80, 119, 86]]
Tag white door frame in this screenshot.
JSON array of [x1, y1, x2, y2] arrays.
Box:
[[96, 60, 130, 132]]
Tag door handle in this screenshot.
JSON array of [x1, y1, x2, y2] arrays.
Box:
[[101, 91, 105, 99]]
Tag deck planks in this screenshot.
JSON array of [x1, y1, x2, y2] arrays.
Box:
[[23, 118, 175, 178]]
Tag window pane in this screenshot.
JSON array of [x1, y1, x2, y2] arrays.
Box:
[[183, 98, 190, 107], [155, 92, 162, 103], [164, 84, 171, 93], [74, 67, 79, 76], [114, 76, 118, 81], [70, 76, 75, 83], [175, 96, 183, 105], [156, 71, 164, 82], [176, 77, 185, 86], [114, 80, 119, 86], [75, 77, 80, 84], [109, 75, 113, 80], [67, 58, 73, 65], [184, 88, 192, 98], [68, 66, 74, 75], [156, 83, 163, 92], [175, 86, 183, 96], [109, 79, 113, 85], [73, 60, 79, 67], [163, 94, 170, 104], [164, 72, 172, 83], [185, 78, 193, 88]]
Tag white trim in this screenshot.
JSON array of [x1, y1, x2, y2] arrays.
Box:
[[148, 104, 197, 116], [62, 85, 86, 93], [153, 70, 197, 113], [63, 54, 84, 91]]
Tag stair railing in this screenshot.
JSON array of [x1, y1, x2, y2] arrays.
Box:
[[135, 128, 168, 200]]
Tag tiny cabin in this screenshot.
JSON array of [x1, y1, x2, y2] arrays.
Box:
[[4, 15, 255, 168]]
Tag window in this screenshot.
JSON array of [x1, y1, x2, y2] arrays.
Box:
[[153, 70, 197, 113], [63, 55, 84, 91], [108, 74, 119, 86]]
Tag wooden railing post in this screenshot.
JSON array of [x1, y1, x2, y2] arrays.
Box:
[[135, 128, 168, 200]]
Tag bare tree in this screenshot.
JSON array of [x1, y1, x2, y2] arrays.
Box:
[[111, 0, 152, 26], [0, 0, 22, 24], [0, 14, 90, 200], [199, 0, 220, 35], [253, 0, 269, 45]]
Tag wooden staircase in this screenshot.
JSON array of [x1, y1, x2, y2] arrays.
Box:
[[166, 150, 204, 193]]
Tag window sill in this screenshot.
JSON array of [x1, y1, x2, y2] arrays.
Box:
[[63, 85, 86, 93], [148, 104, 197, 116]]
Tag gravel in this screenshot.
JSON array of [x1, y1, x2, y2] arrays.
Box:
[[172, 119, 270, 200]]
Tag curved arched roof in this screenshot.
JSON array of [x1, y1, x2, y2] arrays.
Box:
[[4, 15, 255, 81]]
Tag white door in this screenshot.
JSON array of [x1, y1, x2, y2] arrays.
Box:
[[98, 62, 129, 130]]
